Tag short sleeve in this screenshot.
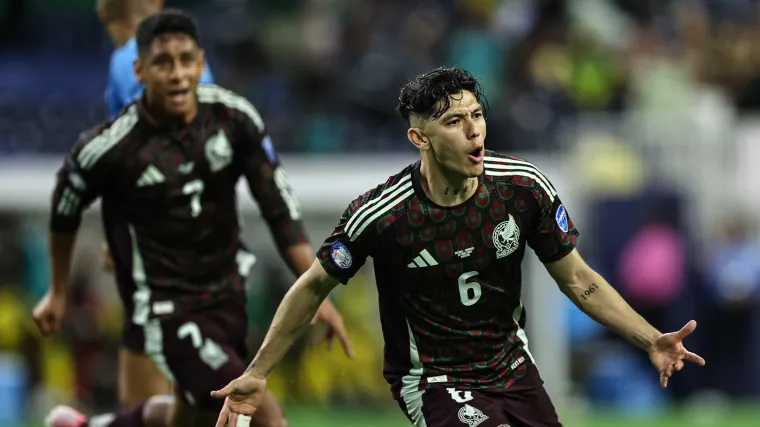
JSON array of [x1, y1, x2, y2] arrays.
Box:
[[526, 192, 579, 264], [50, 128, 110, 233], [317, 194, 379, 285]]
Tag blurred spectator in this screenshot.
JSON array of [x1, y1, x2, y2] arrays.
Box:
[[704, 213, 760, 396], [618, 209, 687, 330]]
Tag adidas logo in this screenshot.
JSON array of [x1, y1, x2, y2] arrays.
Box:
[[137, 165, 165, 187], [407, 249, 438, 268]]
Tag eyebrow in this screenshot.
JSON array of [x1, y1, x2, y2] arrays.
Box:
[[439, 106, 482, 123]]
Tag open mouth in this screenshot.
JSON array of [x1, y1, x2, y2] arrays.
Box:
[[167, 89, 190, 104], [467, 147, 484, 162]]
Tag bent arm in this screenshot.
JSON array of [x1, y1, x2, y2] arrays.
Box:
[[244, 259, 340, 378], [544, 249, 661, 351]]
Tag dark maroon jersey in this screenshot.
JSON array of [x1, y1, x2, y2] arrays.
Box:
[[50, 84, 308, 321], [317, 151, 578, 398]]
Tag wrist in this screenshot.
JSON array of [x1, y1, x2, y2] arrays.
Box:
[[244, 361, 271, 380], [632, 332, 657, 352]]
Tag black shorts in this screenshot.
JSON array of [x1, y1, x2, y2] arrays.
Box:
[[127, 298, 250, 411], [398, 366, 562, 427]]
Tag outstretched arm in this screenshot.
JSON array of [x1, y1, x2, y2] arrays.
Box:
[[545, 249, 661, 350], [545, 249, 705, 387]]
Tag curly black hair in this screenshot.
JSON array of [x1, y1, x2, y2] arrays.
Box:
[[396, 67, 488, 124], [136, 9, 200, 57]]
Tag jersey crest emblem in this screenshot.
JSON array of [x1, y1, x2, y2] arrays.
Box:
[[493, 214, 520, 259], [205, 130, 233, 172], [457, 404, 488, 427], [330, 241, 352, 269]]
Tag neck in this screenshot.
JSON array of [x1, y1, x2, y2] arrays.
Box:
[[419, 156, 478, 207], [143, 96, 197, 127]]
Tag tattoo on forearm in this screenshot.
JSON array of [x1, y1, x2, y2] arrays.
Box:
[[579, 283, 599, 301], [245, 361, 273, 377]]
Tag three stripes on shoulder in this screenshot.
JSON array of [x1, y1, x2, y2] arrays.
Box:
[[483, 156, 557, 202], [342, 156, 558, 244]]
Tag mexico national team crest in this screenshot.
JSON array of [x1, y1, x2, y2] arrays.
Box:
[[205, 130, 233, 172], [330, 241, 352, 269], [493, 214, 520, 259], [458, 404, 488, 427]]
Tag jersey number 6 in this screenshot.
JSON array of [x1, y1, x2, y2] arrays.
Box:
[[458, 271, 481, 306], [182, 179, 204, 217]]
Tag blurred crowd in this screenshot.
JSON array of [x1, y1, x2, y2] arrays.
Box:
[[3, 0, 760, 152]]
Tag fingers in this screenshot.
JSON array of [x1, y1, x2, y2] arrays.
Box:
[[684, 350, 706, 366], [676, 320, 697, 340], [214, 405, 230, 427], [660, 372, 669, 388], [674, 360, 684, 372], [335, 324, 355, 359], [33, 314, 58, 336], [230, 412, 239, 427], [210, 382, 236, 400]]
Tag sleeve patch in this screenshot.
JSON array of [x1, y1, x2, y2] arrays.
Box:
[[330, 241, 353, 269], [555, 204, 569, 233]]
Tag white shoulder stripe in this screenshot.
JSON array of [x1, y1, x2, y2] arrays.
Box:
[[484, 157, 557, 199], [197, 84, 265, 132], [349, 187, 415, 241], [77, 105, 139, 170], [345, 174, 413, 240]]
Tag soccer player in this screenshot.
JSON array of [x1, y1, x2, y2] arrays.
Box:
[[33, 10, 352, 427], [99, 0, 214, 119], [99, 0, 214, 408], [211, 67, 706, 427]]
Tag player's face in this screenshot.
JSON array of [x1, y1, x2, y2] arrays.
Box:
[[422, 90, 486, 178], [134, 33, 205, 118]]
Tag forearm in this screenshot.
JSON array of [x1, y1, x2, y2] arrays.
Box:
[[245, 273, 329, 377], [283, 242, 315, 277], [49, 232, 78, 295], [265, 215, 310, 277], [559, 268, 660, 351]]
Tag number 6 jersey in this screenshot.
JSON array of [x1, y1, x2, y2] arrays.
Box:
[[50, 84, 308, 320], [317, 152, 579, 398]]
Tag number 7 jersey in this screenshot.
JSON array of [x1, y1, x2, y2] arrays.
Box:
[[50, 84, 308, 319], [317, 152, 579, 398]]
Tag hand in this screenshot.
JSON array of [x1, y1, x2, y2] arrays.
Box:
[[32, 290, 67, 336], [310, 300, 354, 358], [100, 243, 115, 271], [210, 373, 267, 427], [649, 320, 706, 388]]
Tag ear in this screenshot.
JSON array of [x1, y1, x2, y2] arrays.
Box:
[[407, 127, 431, 152], [197, 49, 206, 71], [96, 7, 108, 23], [133, 58, 145, 84]]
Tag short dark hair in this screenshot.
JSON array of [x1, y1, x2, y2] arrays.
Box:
[[396, 67, 488, 124], [135, 9, 200, 56]]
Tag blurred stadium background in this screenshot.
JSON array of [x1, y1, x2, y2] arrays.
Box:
[[1, 0, 760, 426]]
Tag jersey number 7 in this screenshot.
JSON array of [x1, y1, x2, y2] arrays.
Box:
[[182, 179, 205, 217]]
